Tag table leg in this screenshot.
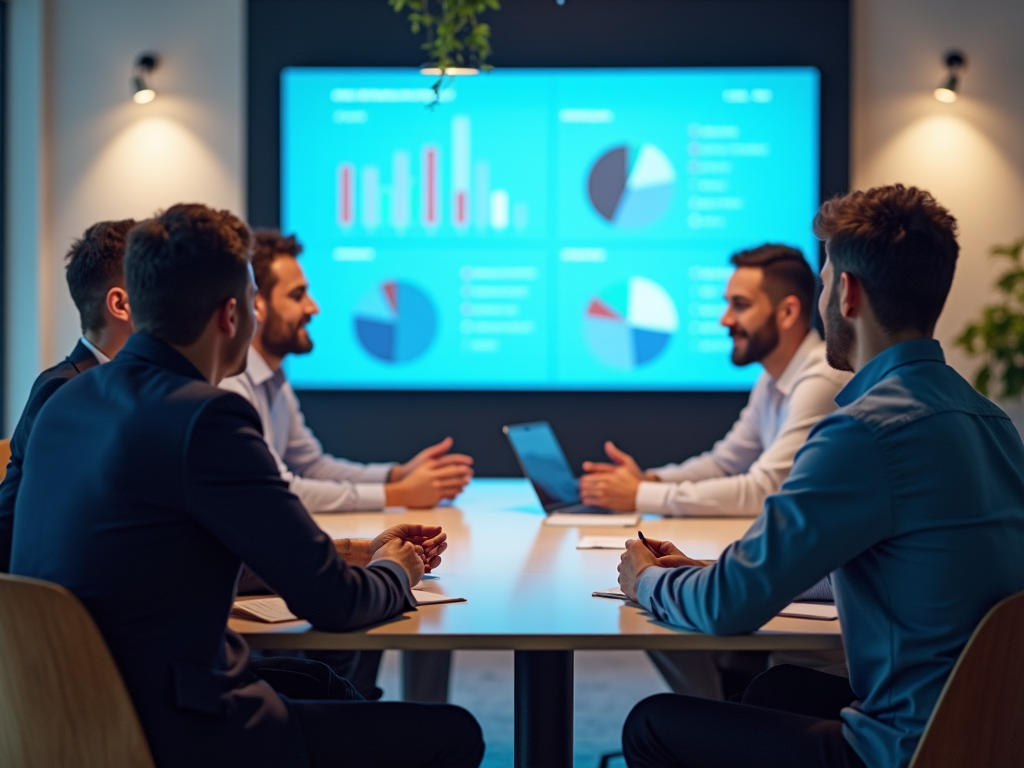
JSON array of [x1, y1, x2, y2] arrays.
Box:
[[514, 650, 573, 768]]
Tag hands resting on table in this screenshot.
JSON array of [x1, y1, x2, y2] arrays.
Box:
[[333, 524, 448, 589], [579, 441, 657, 512], [617, 537, 706, 602], [384, 437, 475, 509]]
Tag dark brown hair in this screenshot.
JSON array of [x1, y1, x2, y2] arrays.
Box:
[[730, 243, 815, 325], [124, 204, 252, 346], [813, 184, 959, 335], [65, 219, 137, 332], [251, 229, 303, 298]]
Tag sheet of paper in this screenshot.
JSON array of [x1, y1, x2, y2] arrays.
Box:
[[779, 602, 839, 621], [231, 597, 298, 623], [545, 513, 640, 527], [577, 535, 628, 549], [592, 586, 628, 600], [412, 588, 467, 606]]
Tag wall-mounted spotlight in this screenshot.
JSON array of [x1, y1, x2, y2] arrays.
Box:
[[934, 51, 966, 104], [132, 53, 160, 104]]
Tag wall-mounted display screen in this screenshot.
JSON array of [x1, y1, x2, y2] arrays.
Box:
[[281, 67, 820, 390]]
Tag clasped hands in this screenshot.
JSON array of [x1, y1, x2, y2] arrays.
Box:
[[617, 537, 704, 602], [334, 523, 448, 588], [579, 440, 658, 511]]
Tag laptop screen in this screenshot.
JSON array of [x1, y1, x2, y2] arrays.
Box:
[[504, 422, 581, 509]]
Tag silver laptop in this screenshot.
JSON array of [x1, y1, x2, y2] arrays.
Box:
[[503, 421, 615, 515]]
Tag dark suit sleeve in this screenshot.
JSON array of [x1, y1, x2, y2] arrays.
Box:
[[0, 377, 71, 572], [184, 393, 415, 631]]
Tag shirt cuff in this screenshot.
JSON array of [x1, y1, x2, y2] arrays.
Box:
[[636, 565, 670, 611], [367, 559, 417, 610], [360, 463, 395, 483], [636, 481, 673, 514], [355, 483, 388, 510]]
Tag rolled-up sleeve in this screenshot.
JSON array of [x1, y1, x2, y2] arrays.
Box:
[[636, 415, 890, 634], [639, 373, 843, 518]]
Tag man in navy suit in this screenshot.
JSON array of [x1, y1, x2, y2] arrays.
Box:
[[10, 204, 483, 768], [0, 219, 136, 571]]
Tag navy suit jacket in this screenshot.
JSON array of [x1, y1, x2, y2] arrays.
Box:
[[0, 340, 99, 571], [10, 334, 415, 768]]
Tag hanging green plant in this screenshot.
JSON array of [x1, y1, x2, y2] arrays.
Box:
[[389, 0, 501, 104], [957, 236, 1024, 398]]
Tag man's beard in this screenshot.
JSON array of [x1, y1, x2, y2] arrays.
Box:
[[731, 316, 780, 366], [261, 310, 314, 358], [824, 279, 855, 372]]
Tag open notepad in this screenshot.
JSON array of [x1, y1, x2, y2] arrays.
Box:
[[232, 588, 467, 623], [591, 588, 839, 621]]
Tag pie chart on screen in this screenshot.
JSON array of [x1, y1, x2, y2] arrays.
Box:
[[354, 280, 437, 363], [588, 144, 676, 228], [584, 277, 679, 369]]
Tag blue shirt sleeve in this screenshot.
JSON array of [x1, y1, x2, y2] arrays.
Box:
[[637, 415, 892, 634]]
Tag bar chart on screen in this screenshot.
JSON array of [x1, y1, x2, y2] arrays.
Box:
[[333, 114, 530, 237]]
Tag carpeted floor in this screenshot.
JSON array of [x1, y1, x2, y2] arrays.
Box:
[[378, 649, 671, 768]]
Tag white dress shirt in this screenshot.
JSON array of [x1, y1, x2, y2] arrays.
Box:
[[220, 347, 395, 512], [635, 330, 851, 517], [79, 336, 111, 364]]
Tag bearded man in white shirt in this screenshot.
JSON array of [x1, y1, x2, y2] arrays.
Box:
[[221, 230, 474, 513], [581, 243, 851, 699]]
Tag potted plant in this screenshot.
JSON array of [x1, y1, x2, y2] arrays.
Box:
[[957, 237, 1024, 405], [390, 0, 501, 104]]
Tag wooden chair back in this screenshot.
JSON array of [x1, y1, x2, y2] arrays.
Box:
[[0, 438, 11, 482], [909, 589, 1024, 768], [0, 573, 155, 768]]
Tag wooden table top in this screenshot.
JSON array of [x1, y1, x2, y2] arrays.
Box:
[[233, 479, 843, 651]]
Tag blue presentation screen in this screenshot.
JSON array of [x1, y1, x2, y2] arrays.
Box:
[[281, 67, 820, 390]]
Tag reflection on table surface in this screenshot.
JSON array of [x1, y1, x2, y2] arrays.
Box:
[[233, 479, 843, 651]]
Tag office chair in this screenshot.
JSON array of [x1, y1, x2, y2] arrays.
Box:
[[0, 438, 10, 482], [908, 588, 1024, 768], [0, 573, 155, 768]]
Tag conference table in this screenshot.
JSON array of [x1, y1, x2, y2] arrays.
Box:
[[232, 479, 842, 768]]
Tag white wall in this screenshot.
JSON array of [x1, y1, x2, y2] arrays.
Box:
[[852, 0, 1024, 383], [5, 0, 1024, 429], [4, 0, 244, 430]]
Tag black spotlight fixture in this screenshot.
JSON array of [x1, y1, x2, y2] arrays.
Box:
[[132, 52, 160, 104], [934, 50, 966, 104]]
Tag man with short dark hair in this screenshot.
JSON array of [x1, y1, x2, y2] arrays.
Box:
[[0, 219, 136, 571], [221, 229, 474, 513], [581, 244, 849, 519], [10, 204, 484, 768], [618, 185, 1024, 768]]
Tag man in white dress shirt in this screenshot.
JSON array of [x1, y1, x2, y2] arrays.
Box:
[[221, 230, 474, 513], [221, 229, 471, 702], [580, 244, 851, 699]]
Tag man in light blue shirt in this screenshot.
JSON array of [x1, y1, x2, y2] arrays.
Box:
[[617, 184, 1024, 768]]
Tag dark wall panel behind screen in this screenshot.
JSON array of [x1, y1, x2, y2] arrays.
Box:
[[249, 0, 849, 476]]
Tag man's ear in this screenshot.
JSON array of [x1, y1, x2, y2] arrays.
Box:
[[254, 291, 268, 325], [775, 295, 803, 332], [839, 272, 862, 320], [217, 298, 240, 338], [106, 287, 131, 323]]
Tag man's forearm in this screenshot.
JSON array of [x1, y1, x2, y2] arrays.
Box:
[[333, 538, 372, 566]]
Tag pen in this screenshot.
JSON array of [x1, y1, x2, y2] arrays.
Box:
[[637, 530, 659, 556]]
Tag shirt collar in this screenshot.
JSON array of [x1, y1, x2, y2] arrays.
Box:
[[244, 345, 288, 400], [244, 345, 276, 386], [835, 338, 946, 407], [79, 336, 111, 364], [117, 333, 207, 381], [771, 329, 821, 397]]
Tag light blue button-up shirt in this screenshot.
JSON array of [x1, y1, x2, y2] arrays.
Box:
[[637, 339, 1024, 768]]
